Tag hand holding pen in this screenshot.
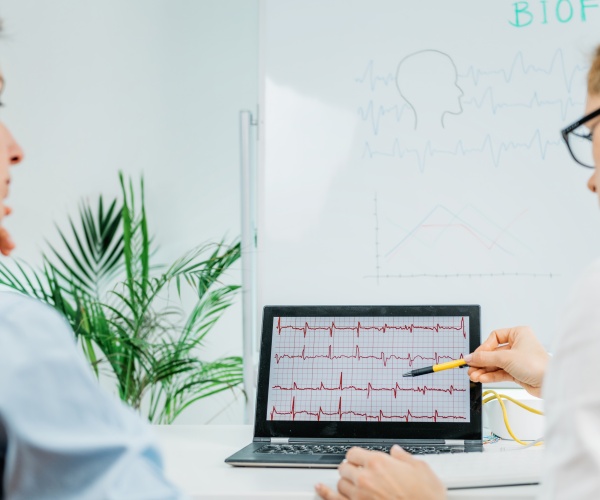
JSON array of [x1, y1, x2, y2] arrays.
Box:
[[404, 326, 549, 398], [466, 326, 549, 398]]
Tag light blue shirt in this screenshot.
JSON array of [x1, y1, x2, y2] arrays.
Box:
[[0, 292, 184, 499]]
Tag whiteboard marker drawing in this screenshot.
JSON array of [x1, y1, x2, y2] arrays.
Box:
[[396, 50, 464, 131]]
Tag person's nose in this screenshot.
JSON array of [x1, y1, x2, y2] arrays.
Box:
[[6, 128, 24, 166]]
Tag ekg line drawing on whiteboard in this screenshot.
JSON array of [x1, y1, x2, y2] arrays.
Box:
[[357, 101, 411, 135], [461, 89, 584, 120], [359, 94, 582, 136], [355, 60, 396, 91], [355, 49, 584, 169], [362, 131, 561, 171], [267, 316, 470, 422], [458, 49, 587, 92], [357, 50, 587, 94]]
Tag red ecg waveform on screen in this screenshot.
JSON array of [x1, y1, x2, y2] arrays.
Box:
[[274, 345, 462, 367], [272, 372, 466, 398], [267, 315, 471, 423], [270, 396, 468, 422], [275, 316, 467, 339]]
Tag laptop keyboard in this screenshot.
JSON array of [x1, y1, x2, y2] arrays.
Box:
[[255, 444, 463, 455]]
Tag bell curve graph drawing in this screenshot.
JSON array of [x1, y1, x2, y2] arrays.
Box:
[[369, 194, 557, 282], [266, 315, 471, 422], [259, 1, 600, 347]]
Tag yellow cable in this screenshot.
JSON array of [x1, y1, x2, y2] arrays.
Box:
[[482, 389, 544, 446], [482, 390, 544, 415]]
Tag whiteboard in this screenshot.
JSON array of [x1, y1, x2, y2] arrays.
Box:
[[258, 0, 600, 348]]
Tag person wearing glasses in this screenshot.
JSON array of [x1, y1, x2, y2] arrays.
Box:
[[316, 46, 600, 500]]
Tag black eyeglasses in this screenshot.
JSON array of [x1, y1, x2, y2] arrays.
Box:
[[561, 107, 600, 169]]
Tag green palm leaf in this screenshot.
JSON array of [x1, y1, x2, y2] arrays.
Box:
[[0, 172, 243, 423]]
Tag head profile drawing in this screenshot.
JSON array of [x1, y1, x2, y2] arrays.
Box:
[[396, 50, 464, 131]]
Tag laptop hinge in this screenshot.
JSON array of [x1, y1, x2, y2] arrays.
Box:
[[270, 437, 289, 444], [444, 440, 464, 446]]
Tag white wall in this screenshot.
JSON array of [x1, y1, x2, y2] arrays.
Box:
[[1, 0, 259, 423]]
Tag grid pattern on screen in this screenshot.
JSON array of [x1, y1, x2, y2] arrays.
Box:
[[266, 315, 470, 422]]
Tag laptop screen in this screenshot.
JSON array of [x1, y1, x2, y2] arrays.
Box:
[[255, 305, 481, 441]]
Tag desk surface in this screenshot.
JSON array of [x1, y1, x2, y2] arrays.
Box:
[[153, 425, 539, 500]]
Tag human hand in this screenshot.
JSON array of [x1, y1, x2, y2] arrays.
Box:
[[0, 205, 15, 256], [466, 326, 549, 398], [315, 445, 446, 500]]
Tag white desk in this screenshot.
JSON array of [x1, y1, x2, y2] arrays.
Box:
[[153, 425, 539, 500]]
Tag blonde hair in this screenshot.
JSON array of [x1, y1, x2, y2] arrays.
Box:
[[588, 46, 600, 95]]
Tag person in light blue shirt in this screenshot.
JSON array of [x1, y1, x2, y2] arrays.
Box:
[[0, 71, 184, 498]]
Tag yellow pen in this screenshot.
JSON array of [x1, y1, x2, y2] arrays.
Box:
[[402, 358, 467, 377]]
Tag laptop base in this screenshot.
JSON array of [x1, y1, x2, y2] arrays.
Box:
[[225, 439, 482, 468]]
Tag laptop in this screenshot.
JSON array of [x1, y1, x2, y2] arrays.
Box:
[[225, 304, 483, 468]]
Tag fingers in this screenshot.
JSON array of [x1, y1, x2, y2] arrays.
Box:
[[468, 366, 494, 379], [345, 446, 373, 467], [477, 372, 514, 384], [346, 445, 413, 467], [467, 349, 511, 369], [337, 477, 356, 499], [477, 328, 512, 351], [315, 482, 346, 500], [338, 459, 362, 486], [389, 444, 413, 461], [473, 370, 515, 384], [341, 448, 396, 493], [336, 459, 366, 500]]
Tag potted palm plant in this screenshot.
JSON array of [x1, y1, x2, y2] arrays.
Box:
[[0, 173, 244, 423]]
